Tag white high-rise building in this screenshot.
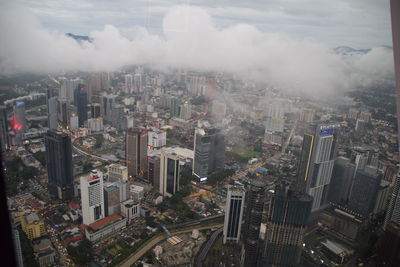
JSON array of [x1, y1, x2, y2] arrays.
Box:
[[124, 74, 133, 94], [223, 185, 245, 244], [160, 148, 181, 197], [264, 99, 285, 145], [81, 170, 105, 225], [180, 101, 192, 120]]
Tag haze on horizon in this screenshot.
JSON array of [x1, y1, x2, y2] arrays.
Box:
[[0, 0, 395, 98]]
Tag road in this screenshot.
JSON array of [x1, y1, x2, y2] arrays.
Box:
[[72, 143, 108, 162], [195, 227, 223, 267], [118, 223, 223, 267]]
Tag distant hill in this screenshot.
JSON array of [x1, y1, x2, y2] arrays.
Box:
[[334, 46, 392, 55], [66, 33, 91, 42]]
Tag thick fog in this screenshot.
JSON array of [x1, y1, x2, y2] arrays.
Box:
[[0, 3, 394, 96]]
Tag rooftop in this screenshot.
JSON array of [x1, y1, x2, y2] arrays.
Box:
[[86, 214, 123, 232]]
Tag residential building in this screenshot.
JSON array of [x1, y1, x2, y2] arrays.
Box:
[[21, 213, 46, 240]]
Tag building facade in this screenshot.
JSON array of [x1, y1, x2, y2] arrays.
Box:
[[81, 170, 105, 225], [160, 148, 181, 197], [223, 185, 245, 244], [126, 127, 148, 179], [44, 130, 74, 200]]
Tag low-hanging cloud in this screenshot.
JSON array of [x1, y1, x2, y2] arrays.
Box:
[[0, 2, 394, 97]]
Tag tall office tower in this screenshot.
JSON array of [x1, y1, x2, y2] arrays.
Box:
[[385, 0, 400, 230], [180, 101, 192, 120], [103, 184, 121, 216], [0, 106, 9, 151], [347, 166, 382, 218], [46, 88, 58, 130], [148, 155, 161, 192], [74, 84, 88, 127], [90, 103, 101, 118], [101, 94, 116, 122], [13, 101, 27, 132], [296, 123, 340, 212], [170, 97, 181, 117], [134, 72, 142, 93], [126, 128, 148, 179], [193, 127, 225, 180], [223, 185, 245, 244], [244, 180, 267, 267], [87, 73, 109, 103], [124, 74, 133, 94], [159, 148, 180, 197], [80, 170, 105, 225], [188, 75, 206, 96], [57, 99, 69, 127], [264, 100, 285, 145], [261, 184, 312, 266], [327, 157, 356, 206], [60, 78, 83, 103], [44, 130, 74, 200], [376, 221, 400, 266]]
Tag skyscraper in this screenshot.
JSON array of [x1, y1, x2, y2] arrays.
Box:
[[80, 170, 105, 225], [103, 184, 121, 216], [126, 128, 148, 179], [347, 166, 382, 218], [13, 101, 27, 132], [376, 221, 400, 266], [244, 180, 266, 267], [264, 100, 285, 145], [44, 130, 74, 200], [159, 148, 180, 197], [74, 84, 88, 127], [0, 106, 9, 152], [101, 94, 116, 123], [385, 0, 400, 230], [124, 74, 133, 94], [170, 97, 181, 117], [90, 103, 101, 119], [57, 99, 69, 127], [180, 101, 192, 120], [193, 127, 225, 180], [223, 185, 245, 244], [46, 88, 58, 130], [296, 123, 340, 212], [327, 157, 356, 206], [262, 184, 312, 266]]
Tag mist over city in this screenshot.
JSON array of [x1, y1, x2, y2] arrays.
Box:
[[1, 1, 400, 267]]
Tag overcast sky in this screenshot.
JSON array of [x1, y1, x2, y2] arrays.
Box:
[[21, 0, 391, 48]]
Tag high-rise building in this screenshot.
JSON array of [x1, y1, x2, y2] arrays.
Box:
[[160, 148, 180, 197], [74, 84, 88, 127], [44, 130, 74, 200], [134, 72, 143, 93], [13, 101, 27, 132], [60, 77, 83, 103], [104, 184, 121, 217], [385, 0, 400, 231], [244, 180, 266, 267], [100, 94, 116, 123], [12, 227, 23, 267], [296, 123, 340, 212], [21, 213, 46, 240], [170, 97, 181, 117], [57, 99, 69, 127], [327, 157, 356, 206], [223, 185, 245, 244], [264, 100, 285, 145], [211, 100, 227, 120], [299, 108, 315, 122], [180, 101, 192, 120], [193, 127, 225, 180], [126, 128, 148, 179], [80, 170, 105, 225], [0, 106, 9, 151], [107, 164, 128, 182], [46, 88, 58, 130], [124, 74, 133, 94], [262, 184, 312, 266], [148, 130, 166, 150], [87, 73, 109, 103], [148, 155, 161, 192], [90, 103, 101, 119], [376, 221, 400, 266], [347, 166, 382, 218]]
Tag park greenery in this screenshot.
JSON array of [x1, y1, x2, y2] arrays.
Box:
[[66, 239, 93, 266]]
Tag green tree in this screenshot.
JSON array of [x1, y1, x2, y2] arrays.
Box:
[[67, 239, 92, 266], [33, 151, 46, 166]]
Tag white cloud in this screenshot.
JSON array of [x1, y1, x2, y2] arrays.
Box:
[[0, 3, 394, 98]]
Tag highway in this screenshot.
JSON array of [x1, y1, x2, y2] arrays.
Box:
[[195, 227, 223, 267], [72, 143, 108, 162], [118, 223, 223, 267]]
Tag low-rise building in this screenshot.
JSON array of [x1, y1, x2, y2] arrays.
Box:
[[85, 214, 127, 243], [33, 238, 56, 267], [121, 199, 141, 224]]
